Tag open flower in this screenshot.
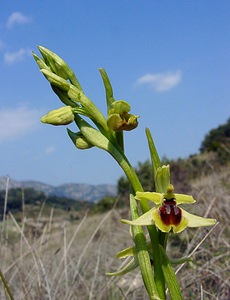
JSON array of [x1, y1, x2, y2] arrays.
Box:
[[107, 100, 139, 131], [122, 184, 216, 233]]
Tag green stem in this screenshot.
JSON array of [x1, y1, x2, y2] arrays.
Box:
[[148, 226, 166, 299], [145, 128, 166, 298], [130, 193, 161, 300], [115, 131, 124, 152], [112, 148, 166, 299], [105, 132, 166, 299], [159, 231, 168, 250]]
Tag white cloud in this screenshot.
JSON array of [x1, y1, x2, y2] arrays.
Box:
[[6, 12, 31, 29], [45, 146, 56, 155], [4, 48, 32, 64], [136, 70, 182, 92], [0, 106, 42, 142]]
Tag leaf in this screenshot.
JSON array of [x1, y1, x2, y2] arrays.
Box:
[[106, 257, 138, 276], [99, 68, 115, 114], [145, 128, 161, 178]]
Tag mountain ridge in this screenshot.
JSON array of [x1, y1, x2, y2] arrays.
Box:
[[0, 176, 117, 203]]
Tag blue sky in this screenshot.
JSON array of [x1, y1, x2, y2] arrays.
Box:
[[0, 1, 230, 187]]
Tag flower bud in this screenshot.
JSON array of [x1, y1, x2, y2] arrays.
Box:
[[67, 129, 94, 149], [155, 165, 171, 193], [38, 46, 82, 90], [107, 100, 139, 132], [109, 100, 130, 115], [41, 106, 75, 126]]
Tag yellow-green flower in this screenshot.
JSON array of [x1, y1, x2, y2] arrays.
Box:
[[107, 100, 139, 132], [122, 184, 216, 233]]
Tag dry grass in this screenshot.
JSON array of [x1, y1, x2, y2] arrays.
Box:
[[0, 169, 229, 299]]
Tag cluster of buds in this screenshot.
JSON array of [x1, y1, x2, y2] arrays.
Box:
[[34, 46, 139, 152]]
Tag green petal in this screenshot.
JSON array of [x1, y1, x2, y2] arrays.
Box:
[[121, 208, 155, 226], [135, 191, 162, 204], [181, 208, 217, 228], [175, 194, 196, 205]]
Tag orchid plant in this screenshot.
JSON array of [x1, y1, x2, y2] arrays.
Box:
[[34, 46, 217, 300]]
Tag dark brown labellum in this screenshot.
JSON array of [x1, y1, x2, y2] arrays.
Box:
[[159, 199, 182, 226]]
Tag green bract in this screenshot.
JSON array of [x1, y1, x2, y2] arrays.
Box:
[[67, 129, 94, 150]]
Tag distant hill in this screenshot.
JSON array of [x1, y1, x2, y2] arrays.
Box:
[[0, 177, 117, 203]]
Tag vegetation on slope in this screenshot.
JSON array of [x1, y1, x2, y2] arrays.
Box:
[[0, 167, 229, 299], [0, 187, 93, 218], [0, 118, 229, 299]]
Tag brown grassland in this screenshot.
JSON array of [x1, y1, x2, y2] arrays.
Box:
[[0, 168, 229, 300]]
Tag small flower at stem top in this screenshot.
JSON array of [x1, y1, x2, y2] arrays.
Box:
[[122, 183, 216, 233], [107, 100, 139, 132]]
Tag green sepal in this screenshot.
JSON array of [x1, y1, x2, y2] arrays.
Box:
[[121, 208, 155, 227], [136, 191, 162, 204], [181, 208, 217, 228]]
